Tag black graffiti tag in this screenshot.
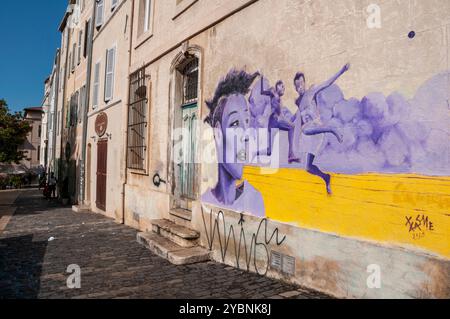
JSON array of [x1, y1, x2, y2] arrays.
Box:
[[202, 207, 286, 276]]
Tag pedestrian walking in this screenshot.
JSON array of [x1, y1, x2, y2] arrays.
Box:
[[48, 173, 57, 199]]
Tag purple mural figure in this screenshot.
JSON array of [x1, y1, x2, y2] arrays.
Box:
[[259, 78, 299, 163], [202, 70, 266, 218], [294, 64, 350, 194]]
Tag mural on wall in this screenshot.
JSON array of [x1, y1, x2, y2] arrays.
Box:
[[202, 70, 265, 217], [203, 66, 450, 257]]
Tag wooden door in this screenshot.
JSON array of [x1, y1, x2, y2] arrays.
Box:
[[96, 139, 107, 211]]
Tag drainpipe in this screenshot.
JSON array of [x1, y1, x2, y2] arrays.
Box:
[[78, 0, 97, 206], [121, 0, 135, 225]]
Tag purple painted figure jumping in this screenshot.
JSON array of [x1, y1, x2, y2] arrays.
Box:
[[202, 70, 266, 218], [259, 78, 299, 163], [294, 63, 350, 194]]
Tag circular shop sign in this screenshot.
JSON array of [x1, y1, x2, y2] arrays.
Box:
[[95, 112, 108, 137]]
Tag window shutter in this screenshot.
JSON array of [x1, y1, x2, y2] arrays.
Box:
[[73, 94, 77, 125], [72, 43, 76, 71], [144, 0, 151, 32], [66, 98, 71, 128], [96, 0, 104, 27], [84, 20, 90, 58], [78, 31, 82, 65], [93, 62, 101, 109], [79, 85, 86, 123], [112, 0, 118, 10], [104, 47, 115, 102], [60, 67, 64, 90], [68, 53, 72, 77]]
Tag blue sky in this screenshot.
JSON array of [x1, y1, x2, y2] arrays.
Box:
[[0, 1, 68, 113]]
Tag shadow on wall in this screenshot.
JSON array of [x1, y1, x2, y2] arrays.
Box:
[[0, 235, 47, 299], [55, 158, 78, 205]]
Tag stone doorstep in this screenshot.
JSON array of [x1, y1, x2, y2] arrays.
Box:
[[72, 205, 91, 213], [160, 228, 198, 248], [136, 232, 211, 266], [169, 208, 192, 221], [151, 219, 199, 240]]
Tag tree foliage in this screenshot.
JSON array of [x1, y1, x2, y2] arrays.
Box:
[[0, 99, 32, 163]]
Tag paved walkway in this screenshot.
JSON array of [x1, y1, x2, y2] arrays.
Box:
[[0, 190, 331, 299]]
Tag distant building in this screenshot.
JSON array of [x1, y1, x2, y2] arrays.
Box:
[[19, 107, 43, 170], [41, 77, 51, 169]]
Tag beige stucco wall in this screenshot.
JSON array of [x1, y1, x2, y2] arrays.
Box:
[[86, 0, 132, 221], [122, 0, 450, 298]]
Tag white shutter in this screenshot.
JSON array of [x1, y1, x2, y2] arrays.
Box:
[[93, 62, 100, 109], [104, 47, 115, 102], [78, 31, 82, 65], [68, 53, 72, 77], [79, 86, 85, 123], [72, 43, 76, 71], [144, 0, 151, 32], [112, 0, 118, 10], [74, 91, 79, 124], [96, 0, 104, 27]]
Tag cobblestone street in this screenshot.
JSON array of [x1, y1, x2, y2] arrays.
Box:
[[0, 190, 331, 299]]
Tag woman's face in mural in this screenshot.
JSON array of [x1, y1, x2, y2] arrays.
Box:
[[215, 94, 250, 180], [295, 76, 306, 95]]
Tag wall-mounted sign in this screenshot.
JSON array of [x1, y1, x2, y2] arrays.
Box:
[[95, 112, 108, 137]]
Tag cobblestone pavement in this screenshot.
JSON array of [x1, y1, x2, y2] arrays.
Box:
[[0, 190, 332, 299]]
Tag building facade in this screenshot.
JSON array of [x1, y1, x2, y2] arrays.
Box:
[[40, 78, 50, 169], [44, 0, 450, 299], [52, 0, 95, 202], [19, 107, 43, 171], [85, 0, 132, 219], [41, 50, 61, 175]]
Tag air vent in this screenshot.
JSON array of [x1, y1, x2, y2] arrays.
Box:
[[271, 251, 296, 276]]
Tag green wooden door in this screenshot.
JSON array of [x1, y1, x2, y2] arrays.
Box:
[[179, 103, 197, 199]]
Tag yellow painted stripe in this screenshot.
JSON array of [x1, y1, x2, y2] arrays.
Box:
[[243, 166, 450, 258]]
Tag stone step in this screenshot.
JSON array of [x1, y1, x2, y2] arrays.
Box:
[[151, 219, 199, 248], [169, 208, 192, 221], [137, 232, 211, 265], [168, 208, 193, 228]]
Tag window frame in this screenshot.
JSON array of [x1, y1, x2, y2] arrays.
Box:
[[104, 45, 116, 103], [144, 0, 152, 33], [77, 30, 83, 65], [111, 0, 119, 11], [137, 0, 155, 39], [79, 85, 86, 123], [127, 67, 150, 173], [71, 42, 76, 72], [92, 60, 101, 109], [96, 0, 105, 28], [84, 19, 91, 58]]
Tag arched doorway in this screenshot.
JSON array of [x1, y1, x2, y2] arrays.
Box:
[[169, 47, 202, 213]]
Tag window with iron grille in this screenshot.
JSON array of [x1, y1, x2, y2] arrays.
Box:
[[127, 67, 149, 170], [182, 58, 198, 105]]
